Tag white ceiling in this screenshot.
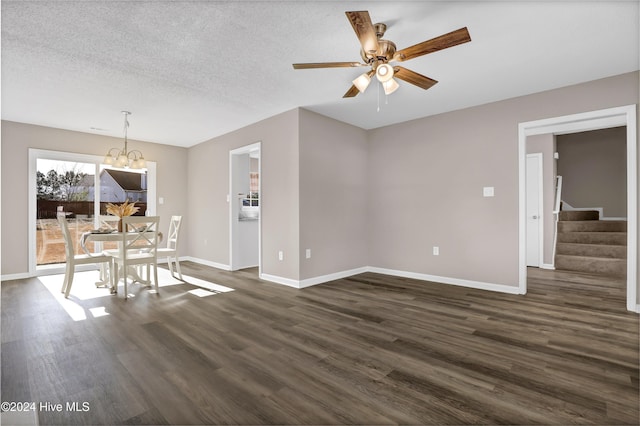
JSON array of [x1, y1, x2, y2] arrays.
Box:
[[2, 1, 638, 148]]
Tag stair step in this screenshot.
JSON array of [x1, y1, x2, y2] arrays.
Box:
[[555, 255, 626, 277], [557, 220, 627, 233], [556, 243, 627, 259], [559, 210, 600, 221], [557, 231, 627, 245]]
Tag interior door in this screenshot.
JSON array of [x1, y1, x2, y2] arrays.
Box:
[[526, 153, 543, 267]]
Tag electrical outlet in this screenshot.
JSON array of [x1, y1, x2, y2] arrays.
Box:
[[305, 249, 311, 259], [483, 186, 495, 197], [278, 251, 284, 261], [433, 246, 439, 256]]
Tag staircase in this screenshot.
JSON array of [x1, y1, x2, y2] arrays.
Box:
[[555, 210, 627, 277]]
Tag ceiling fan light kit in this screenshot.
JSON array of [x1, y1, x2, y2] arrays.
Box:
[[352, 71, 374, 92], [382, 78, 400, 95], [375, 63, 394, 83], [292, 10, 471, 99]]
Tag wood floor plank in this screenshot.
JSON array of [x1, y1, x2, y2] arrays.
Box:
[[1, 264, 638, 425]]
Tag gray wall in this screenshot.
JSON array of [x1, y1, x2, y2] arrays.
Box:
[[557, 126, 627, 217], [1, 120, 188, 276], [186, 108, 300, 280], [298, 109, 369, 280], [2, 72, 638, 304], [367, 71, 638, 288]]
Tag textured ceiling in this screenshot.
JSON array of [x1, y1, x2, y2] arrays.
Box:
[[1, 1, 638, 147]]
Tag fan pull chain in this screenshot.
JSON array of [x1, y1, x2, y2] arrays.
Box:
[[377, 82, 380, 112]]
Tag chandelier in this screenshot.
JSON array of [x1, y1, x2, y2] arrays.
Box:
[[103, 111, 146, 169]]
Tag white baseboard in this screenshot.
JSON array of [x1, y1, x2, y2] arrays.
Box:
[[368, 267, 521, 294], [260, 267, 369, 289], [2, 264, 97, 282], [182, 256, 231, 271], [259, 273, 300, 288], [1, 271, 32, 281], [259, 265, 519, 295], [299, 267, 369, 288], [540, 263, 555, 270]]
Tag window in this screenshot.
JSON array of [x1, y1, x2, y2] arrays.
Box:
[[29, 149, 156, 274]]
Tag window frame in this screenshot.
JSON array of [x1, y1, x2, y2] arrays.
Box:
[[28, 149, 157, 275]]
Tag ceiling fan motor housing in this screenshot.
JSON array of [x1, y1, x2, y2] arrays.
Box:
[[360, 39, 397, 64]]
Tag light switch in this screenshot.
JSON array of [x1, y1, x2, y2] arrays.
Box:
[[483, 187, 495, 197], [158, 197, 164, 205]]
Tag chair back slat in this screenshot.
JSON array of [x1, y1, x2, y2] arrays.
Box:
[[57, 214, 75, 259], [120, 216, 160, 257], [98, 215, 120, 230], [166, 215, 182, 250]]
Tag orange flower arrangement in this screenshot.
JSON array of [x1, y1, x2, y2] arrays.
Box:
[[106, 200, 140, 231]]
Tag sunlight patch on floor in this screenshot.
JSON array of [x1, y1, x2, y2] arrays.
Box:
[[38, 268, 234, 320], [188, 288, 216, 297], [159, 270, 234, 293]]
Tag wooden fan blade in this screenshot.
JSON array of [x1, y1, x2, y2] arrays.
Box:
[[293, 62, 367, 69], [343, 85, 361, 98], [394, 27, 471, 62], [394, 66, 438, 90], [345, 11, 379, 54]]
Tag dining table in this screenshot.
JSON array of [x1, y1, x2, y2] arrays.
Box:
[[80, 229, 163, 291]]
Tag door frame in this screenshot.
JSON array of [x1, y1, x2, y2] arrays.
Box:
[[518, 105, 638, 312], [228, 142, 261, 273], [526, 153, 544, 268]]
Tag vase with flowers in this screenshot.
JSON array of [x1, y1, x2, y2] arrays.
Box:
[[106, 199, 140, 232]]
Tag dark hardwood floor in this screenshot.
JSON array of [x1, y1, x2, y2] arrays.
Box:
[[2, 263, 638, 425]]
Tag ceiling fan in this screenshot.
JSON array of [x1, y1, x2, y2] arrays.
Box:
[[292, 11, 471, 98]]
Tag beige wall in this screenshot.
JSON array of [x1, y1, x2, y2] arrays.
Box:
[[1, 120, 188, 276], [298, 109, 369, 280], [527, 134, 556, 266], [557, 127, 627, 217], [186, 108, 300, 280], [367, 71, 638, 288]]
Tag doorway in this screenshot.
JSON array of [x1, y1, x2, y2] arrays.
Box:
[[518, 105, 637, 312], [229, 142, 261, 272]]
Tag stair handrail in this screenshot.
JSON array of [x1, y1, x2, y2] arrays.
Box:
[[553, 175, 562, 215], [552, 175, 563, 267]]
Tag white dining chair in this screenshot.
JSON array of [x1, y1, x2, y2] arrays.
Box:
[[98, 214, 120, 230], [105, 215, 160, 299], [157, 215, 183, 280], [58, 214, 113, 298], [95, 214, 120, 280]]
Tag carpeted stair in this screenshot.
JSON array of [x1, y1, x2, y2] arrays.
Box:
[[555, 210, 627, 277]]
